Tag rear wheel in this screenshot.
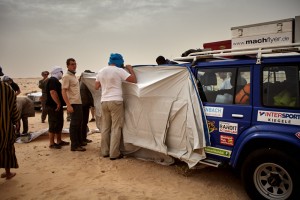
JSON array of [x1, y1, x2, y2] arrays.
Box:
[[241, 148, 299, 200]]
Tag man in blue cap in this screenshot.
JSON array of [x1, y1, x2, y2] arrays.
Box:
[[95, 53, 137, 160]]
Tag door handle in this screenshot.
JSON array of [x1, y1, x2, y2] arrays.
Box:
[[232, 114, 244, 118]]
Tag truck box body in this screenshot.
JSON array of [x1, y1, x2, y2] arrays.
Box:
[[295, 16, 300, 43], [231, 18, 294, 49]]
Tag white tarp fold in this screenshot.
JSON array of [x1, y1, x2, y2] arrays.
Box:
[[82, 65, 208, 168]]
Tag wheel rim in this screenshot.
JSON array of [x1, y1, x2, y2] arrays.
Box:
[[254, 162, 293, 199]]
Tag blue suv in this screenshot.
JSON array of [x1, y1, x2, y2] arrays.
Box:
[[176, 45, 300, 199]]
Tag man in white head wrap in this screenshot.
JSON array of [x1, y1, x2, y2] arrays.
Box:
[[45, 66, 69, 149]]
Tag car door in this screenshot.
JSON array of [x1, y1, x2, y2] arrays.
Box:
[[196, 65, 253, 154]]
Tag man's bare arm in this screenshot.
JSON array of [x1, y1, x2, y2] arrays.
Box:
[[62, 88, 74, 113], [125, 65, 137, 83], [95, 81, 101, 90], [50, 90, 61, 111]]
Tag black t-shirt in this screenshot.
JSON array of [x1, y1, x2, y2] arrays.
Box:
[[45, 77, 66, 107]]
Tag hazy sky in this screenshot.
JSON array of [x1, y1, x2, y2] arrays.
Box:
[[0, 0, 300, 78]]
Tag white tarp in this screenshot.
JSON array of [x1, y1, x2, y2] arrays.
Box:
[[82, 65, 209, 168]]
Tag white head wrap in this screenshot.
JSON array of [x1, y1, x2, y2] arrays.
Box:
[[51, 66, 63, 80], [1, 75, 11, 82]]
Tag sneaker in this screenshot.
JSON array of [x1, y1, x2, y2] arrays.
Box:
[[89, 118, 95, 122], [71, 146, 86, 151], [49, 143, 61, 149], [58, 141, 70, 146]]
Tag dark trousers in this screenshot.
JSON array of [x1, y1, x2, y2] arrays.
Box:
[[69, 104, 83, 149], [81, 105, 90, 141], [16, 116, 28, 134], [41, 99, 48, 121]]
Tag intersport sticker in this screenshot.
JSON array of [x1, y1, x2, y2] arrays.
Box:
[[257, 110, 300, 125]]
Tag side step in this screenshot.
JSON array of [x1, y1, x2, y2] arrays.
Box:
[[198, 158, 222, 168]]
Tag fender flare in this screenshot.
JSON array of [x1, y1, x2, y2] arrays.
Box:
[[230, 125, 300, 168]]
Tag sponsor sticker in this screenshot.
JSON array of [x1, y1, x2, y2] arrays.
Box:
[[220, 135, 234, 146], [257, 110, 300, 125], [204, 106, 224, 118], [295, 132, 300, 140], [219, 121, 238, 134], [205, 146, 231, 158], [207, 120, 217, 133]]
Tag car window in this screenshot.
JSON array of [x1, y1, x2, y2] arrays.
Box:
[[197, 67, 251, 104], [262, 65, 300, 108]]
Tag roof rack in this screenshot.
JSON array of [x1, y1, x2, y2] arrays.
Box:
[[173, 43, 300, 64]]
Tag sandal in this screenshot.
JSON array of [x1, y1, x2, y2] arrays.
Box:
[[6, 172, 16, 180]]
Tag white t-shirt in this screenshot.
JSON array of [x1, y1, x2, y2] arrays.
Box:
[[96, 66, 130, 102]]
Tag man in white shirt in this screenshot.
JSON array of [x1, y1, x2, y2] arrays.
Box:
[[95, 53, 137, 160]]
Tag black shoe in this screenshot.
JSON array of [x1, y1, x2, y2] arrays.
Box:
[[103, 155, 109, 158], [80, 141, 87, 146], [85, 139, 92, 143], [58, 141, 70, 146], [71, 146, 86, 151], [49, 143, 61, 149], [110, 154, 123, 160]]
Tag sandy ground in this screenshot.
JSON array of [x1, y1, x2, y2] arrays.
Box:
[[0, 78, 250, 200]]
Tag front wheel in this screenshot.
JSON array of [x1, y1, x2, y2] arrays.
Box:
[[241, 148, 299, 200]]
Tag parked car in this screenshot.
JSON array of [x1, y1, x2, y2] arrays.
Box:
[[27, 91, 42, 110]]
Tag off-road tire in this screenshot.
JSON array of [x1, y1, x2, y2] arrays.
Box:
[[241, 148, 299, 200]]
